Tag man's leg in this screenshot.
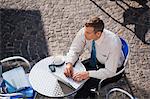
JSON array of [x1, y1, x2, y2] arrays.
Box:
[[74, 78, 100, 98], [74, 59, 103, 98]]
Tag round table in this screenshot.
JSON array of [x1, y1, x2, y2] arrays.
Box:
[[29, 56, 86, 98]]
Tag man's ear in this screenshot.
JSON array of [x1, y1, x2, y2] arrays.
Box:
[[96, 32, 102, 37]]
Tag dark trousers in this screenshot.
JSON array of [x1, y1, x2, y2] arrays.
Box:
[[74, 59, 105, 99]]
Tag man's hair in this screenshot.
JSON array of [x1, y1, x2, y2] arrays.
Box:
[[85, 16, 104, 33]]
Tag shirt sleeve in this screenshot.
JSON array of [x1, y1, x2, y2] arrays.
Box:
[[89, 38, 122, 79], [65, 28, 86, 65]]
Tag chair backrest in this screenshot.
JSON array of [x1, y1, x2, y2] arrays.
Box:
[[120, 37, 129, 59], [97, 38, 131, 98], [114, 37, 129, 76], [98, 37, 129, 90]]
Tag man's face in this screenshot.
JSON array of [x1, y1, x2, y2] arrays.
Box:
[[84, 26, 100, 40]]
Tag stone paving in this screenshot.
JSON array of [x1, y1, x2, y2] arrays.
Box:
[[0, 0, 150, 98]]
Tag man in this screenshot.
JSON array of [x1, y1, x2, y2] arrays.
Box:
[[64, 16, 125, 98]]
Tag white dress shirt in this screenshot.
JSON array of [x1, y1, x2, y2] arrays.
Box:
[[66, 27, 125, 80]]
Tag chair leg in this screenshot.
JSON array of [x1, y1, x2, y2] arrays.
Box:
[[123, 73, 135, 97]]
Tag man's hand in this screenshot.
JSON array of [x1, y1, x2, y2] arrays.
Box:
[[72, 71, 89, 82], [64, 63, 73, 77]]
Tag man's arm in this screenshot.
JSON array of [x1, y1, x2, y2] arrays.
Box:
[[65, 28, 86, 65], [64, 28, 86, 77]]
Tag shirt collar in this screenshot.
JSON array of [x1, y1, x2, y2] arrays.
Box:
[[95, 29, 105, 45]]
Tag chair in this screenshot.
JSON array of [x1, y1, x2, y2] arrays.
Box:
[[94, 37, 134, 98], [0, 56, 37, 99], [106, 88, 136, 99]]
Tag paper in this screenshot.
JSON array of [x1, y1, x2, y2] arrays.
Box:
[[2, 67, 30, 92], [52, 61, 86, 89]]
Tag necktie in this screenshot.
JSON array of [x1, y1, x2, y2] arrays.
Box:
[[90, 40, 96, 68]]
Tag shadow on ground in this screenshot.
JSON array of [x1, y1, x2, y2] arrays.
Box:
[[119, 0, 150, 44], [0, 9, 49, 64], [90, 0, 150, 44]]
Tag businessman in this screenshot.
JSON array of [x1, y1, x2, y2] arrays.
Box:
[[64, 16, 125, 98]]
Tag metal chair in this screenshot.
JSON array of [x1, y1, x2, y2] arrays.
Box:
[[0, 56, 37, 99], [106, 88, 136, 99], [95, 37, 134, 98]]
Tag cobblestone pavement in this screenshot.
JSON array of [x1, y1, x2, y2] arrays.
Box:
[[0, 0, 150, 98]]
